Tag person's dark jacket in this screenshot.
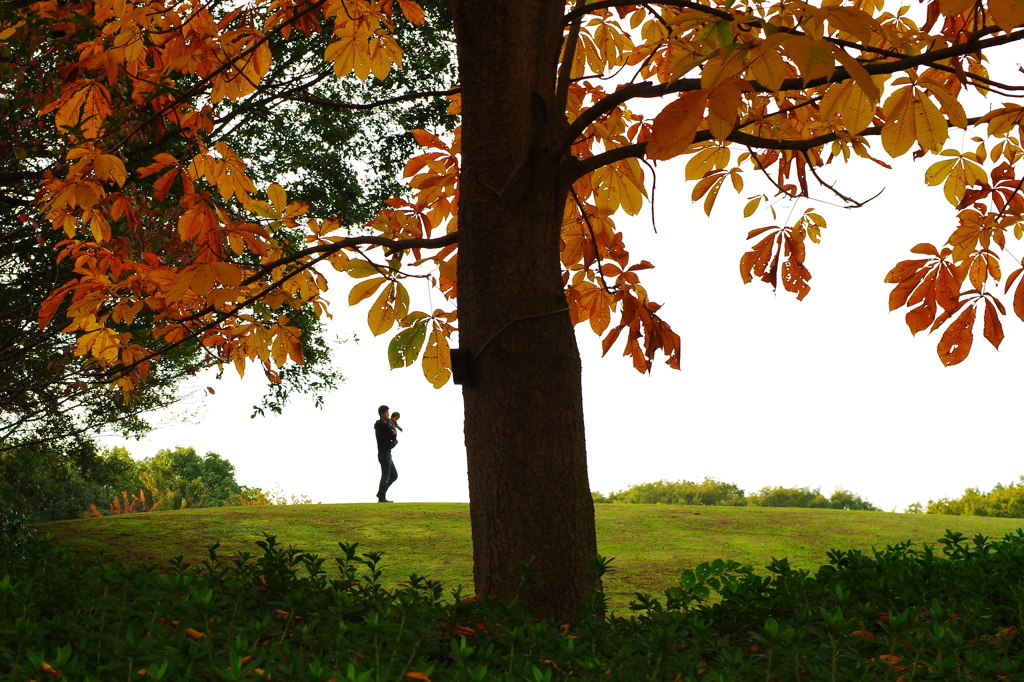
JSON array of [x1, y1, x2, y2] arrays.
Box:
[[374, 419, 395, 453]]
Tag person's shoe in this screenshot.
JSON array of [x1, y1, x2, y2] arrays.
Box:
[[377, 498, 393, 503]]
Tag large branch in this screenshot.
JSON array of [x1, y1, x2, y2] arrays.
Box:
[[571, 115, 991, 180], [168, 231, 459, 325], [564, 0, 732, 24], [566, 26, 1024, 143], [246, 231, 460, 285]]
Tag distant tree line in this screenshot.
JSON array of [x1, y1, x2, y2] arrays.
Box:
[[592, 479, 880, 511], [906, 477, 1024, 519], [0, 445, 309, 525]]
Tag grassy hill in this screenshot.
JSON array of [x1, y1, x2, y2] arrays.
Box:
[[35, 503, 1024, 609]]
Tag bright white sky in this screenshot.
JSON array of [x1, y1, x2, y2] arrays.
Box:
[[97, 19, 1024, 514]]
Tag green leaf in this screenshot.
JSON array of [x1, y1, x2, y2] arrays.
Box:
[[388, 321, 427, 368]]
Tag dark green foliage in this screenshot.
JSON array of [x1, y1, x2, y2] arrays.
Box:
[[919, 477, 1024, 518], [221, 0, 456, 229], [594, 480, 879, 511], [140, 447, 244, 510], [0, 442, 106, 522], [3, 529, 1024, 680]]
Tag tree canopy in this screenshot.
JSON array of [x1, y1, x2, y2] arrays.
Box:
[[7, 0, 1024, 616]]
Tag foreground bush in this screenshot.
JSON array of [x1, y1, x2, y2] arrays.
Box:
[[2, 529, 1023, 680]]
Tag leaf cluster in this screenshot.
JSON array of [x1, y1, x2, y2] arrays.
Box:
[[4, 528, 1024, 679], [15, 0, 1024, 399]]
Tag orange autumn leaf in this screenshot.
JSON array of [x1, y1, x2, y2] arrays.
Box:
[[646, 91, 709, 161]]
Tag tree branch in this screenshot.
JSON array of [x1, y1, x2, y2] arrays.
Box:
[[280, 86, 460, 111], [563, 0, 732, 25], [556, 0, 587, 112], [571, 115, 990, 180], [168, 231, 460, 325], [565, 26, 1024, 144]]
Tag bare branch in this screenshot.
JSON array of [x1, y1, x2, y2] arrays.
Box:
[[280, 86, 461, 111]]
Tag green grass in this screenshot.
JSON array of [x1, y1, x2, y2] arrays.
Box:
[[34, 503, 1024, 609]]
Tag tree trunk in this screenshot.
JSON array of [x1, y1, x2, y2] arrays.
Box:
[[448, 0, 599, 619]]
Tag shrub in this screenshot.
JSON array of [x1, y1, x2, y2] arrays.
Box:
[[748, 485, 831, 508], [597, 478, 747, 506], [231, 485, 317, 506], [3, 529, 1024, 680], [825, 489, 880, 511], [138, 447, 244, 509], [594, 480, 879, 511], [921, 477, 1024, 518]]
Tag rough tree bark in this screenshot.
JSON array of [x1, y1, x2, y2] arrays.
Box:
[[447, 0, 600, 618]]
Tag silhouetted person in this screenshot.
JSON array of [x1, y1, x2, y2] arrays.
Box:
[[374, 405, 398, 502]]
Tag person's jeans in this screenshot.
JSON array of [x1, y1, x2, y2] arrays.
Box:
[[376, 451, 397, 500]]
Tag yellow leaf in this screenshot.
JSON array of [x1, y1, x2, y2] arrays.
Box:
[[328, 251, 351, 272], [51, 80, 112, 140], [421, 324, 451, 388], [647, 91, 709, 161], [820, 80, 875, 134], [700, 45, 747, 90], [938, 0, 975, 14], [94, 154, 127, 186], [881, 86, 915, 156], [348, 274, 387, 303], [685, 146, 729, 181], [823, 6, 880, 44], [89, 213, 111, 243], [367, 283, 397, 336], [271, 324, 304, 367], [396, 0, 425, 24], [914, 92, 947, 152], [706, 80, 743, 141], [924, 158, 957, 186], [923, 81, 968, 128], [746, 36, 790, 92], [593, 161, 646, 216], [393, 281, 410, 320], [829, 44, 880, 104], [743, 196, 762, 217], [177, 202, 218, 242], [0, 22, 24, 41], [990, 0, 1024, 31], [977, 104, 1024, 138], [783, 36, 835, 83], [267, 183, 286, 213], [346, 259, 382, 278], [252, 40, 272, 80], [591, 165, 620, 215]]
